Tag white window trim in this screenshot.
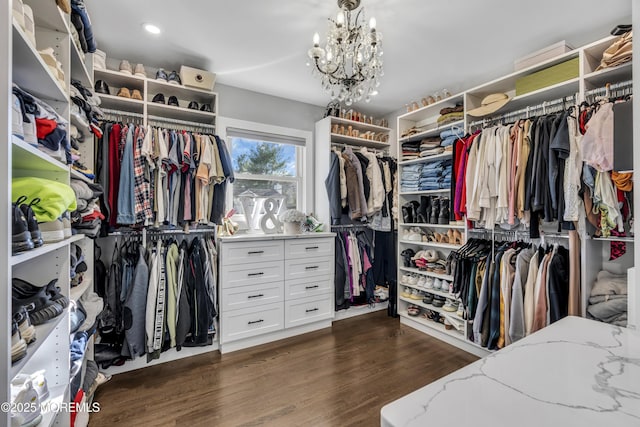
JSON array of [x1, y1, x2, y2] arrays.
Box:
[[217, 117, 314, 215]]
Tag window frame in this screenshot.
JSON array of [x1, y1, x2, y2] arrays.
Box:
[[217, 117, 313, 221]]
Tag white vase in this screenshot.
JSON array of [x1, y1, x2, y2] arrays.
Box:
[[283, 221, 302, 235]]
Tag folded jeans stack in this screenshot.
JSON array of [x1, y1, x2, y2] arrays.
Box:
[[401, 164, 422, 192], [440, 127, 464, 148], [419, 159, 452, 191]]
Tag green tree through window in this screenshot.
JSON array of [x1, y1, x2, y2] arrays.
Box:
[[235, 142, 289, 175]]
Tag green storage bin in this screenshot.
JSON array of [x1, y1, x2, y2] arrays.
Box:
[[515, 57, 579, 96]]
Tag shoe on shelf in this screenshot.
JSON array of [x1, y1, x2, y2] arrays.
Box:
[[400, 287, 412, 298], [408, 275, 418, 286], [37, 217, 65, 244], [155, 68, 168, 81], [417, 196, 429, 223], [167, 95, 179, 107], [13, 303, 36, 345], [131, 89, 143, 101], [416, 276, 427, 288], [133, 63, 146, 78], [457, 302, 465, 318], [12, 94, 24, 140], [424, 277, 434, 289], [439, 197, 451, 225], [12, 278, 65, 325], [374, 286, 389, 302], [401, 204, 413, 223], [443, 299, 457, 312], [117, 87, 131, 98], [429, 197, 440, 224], [94, 80, 110, 95], [119, 60, 132, 75], [422, 293, 434, 305], [10, 376, 42, 426], [152, 93, 166, 104], [167, 70, 182, 85], [409, 289, 422, 300], [407, 304, 421, 317], [442, 280, 452, 293], [200, 103, 212, 112], [15, 197, 43, 248], [432, 295, 446, 308], [187, 101, 199, 110], [12, 202, 34, 254], [13, 370, 49, 402], [11, 321, 27, 364], [45, 279, 69, 310]]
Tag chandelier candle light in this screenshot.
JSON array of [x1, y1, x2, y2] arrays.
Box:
[[308, 0, 383, 105]]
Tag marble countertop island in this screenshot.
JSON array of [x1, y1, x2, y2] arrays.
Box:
[[381, 316, 640, 427]]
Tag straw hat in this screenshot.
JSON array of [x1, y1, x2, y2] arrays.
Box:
[[467, 93, 510, 117]]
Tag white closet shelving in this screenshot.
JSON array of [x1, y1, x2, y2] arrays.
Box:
[[395, 33, 636, 356], [315, 115, 393, 318], [3, 1, 100, 423]]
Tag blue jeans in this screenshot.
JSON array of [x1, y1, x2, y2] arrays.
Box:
[[116, 125, 136, 224], [71, 0, 96, 53]]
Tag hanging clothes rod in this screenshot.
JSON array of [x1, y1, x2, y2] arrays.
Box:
[[331, 223, 370, 229], [468, 93, 578, 129], [100, 108, 145, 119], [584, 80, 633, 100], [331, 142, 387, 155], [108, 227, 216, 236], [148, 115, 216, 130]]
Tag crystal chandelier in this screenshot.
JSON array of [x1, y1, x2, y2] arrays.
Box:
[[307, 0, 383, 105]]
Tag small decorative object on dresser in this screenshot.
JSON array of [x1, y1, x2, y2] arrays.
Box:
[[279, 209, 306, 234]]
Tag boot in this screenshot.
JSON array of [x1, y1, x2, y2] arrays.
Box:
[[439, 197, 450, 225], [401, 203, 413, 224], [416, 196, 428, 223], [425, 196, 432, 223], [429, 197, 440, 224], [410, 201, 420, 224]]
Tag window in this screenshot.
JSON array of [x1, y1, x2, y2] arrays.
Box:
[[219, 119, 312, 231]]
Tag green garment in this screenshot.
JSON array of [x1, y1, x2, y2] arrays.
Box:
[[12, 177, 77, 221]]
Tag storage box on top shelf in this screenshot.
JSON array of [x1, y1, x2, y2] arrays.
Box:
[[180, 65, 215, 91], [514, 41, 574, 71], [515, 57, 579, 96]]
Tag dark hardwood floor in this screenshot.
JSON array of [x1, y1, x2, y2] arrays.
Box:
[[90, 311, 477, 426]]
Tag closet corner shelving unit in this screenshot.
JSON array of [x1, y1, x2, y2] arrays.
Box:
[[92, 58, 220, 375], [3, 0, 99, 424], [314, 115, 393, 320], [395, 32, 636, 357]]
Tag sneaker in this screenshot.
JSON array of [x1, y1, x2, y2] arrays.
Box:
[[10, 376, 42, 426], [119, 59, 132, 75], [422, 293, 434, 305], [167, 70, 182, 85], [431, 295, 446, 308], [94, 79, 110, 95], [13, 303, 36, 344], [456, 302, 465, 318], [167, 95, 179, 107], [22, 113, 37, 146], [133, 63, 146, 78], [400, 287, 412, 298], [374, 286, 389, 302], [187, 101, 199, 110], [12, 94, 24, 139], [131, 89, 143, 101], [407, 304, 421, 317], [12, 278, 65, 325], [425, 277, 434, 289], [12, 203, 34, 254], [116, 87, 131, 98], [37, 217, 65, 244], [44, 279, 69, 310], [433, 278, 442, 291], [409, 289, 422, 300], [61, 211, 72, 238], [200, 103, 212, 112], [11, 321, 27, 363], [13, 370, 49, 402], [152, 93, 165, 104], [416, 276, 426, 288], [16, 197, 43, 248], [443, 299, 457, 312], [155, 68, 168, 81]]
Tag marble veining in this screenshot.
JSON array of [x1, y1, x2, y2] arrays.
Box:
[[381, 317, 640, 427]]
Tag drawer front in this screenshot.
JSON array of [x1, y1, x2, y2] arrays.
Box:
[[285, 256, 333, 281], [221, 240, 284, 265], [222, 282, 284, 311], [222, 302, 284, 343], [285, 238, 334, 260], [285, 295, 333, 328], [286, 276, 333, 300], [222, 260, 284, 288]]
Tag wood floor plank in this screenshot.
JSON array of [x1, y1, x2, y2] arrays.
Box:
[[90, 311, 477, 426]]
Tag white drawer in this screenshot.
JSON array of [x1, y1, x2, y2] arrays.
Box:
[[286, 276, 333, 300], [285, 256, 333, 281], [222, 282, 284, 311], [222, 302, 284, 343], [221, 240, 284, 265], [285, 295, 333, 328], [222, 260, 284, 288], [285, 238, 334, 260]]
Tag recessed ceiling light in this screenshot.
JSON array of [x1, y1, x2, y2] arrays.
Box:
[[143, 23, 161, 34]]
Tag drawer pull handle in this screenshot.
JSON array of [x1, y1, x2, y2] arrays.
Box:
[[248, 294, 264, 299], [305, 266, 319, 270], [305, 246, 319, 250], [248, 272, 264, 277], [306, 308, 319, 313], [305, 285, 319, 290], [248, 250, 265, 254], [248, 319, 264, 325]]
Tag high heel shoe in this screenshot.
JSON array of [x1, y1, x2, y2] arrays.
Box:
[[447, 229, 455, 244], [453, 230, 463, 245]]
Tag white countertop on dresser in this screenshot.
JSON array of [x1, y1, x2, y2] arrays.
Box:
[[381, 316, 640, 427], [218, 232, 336, 242]]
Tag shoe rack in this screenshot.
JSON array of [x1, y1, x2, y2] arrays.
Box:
[[395, 33, 636, 357], [3, 1, 99, 425]]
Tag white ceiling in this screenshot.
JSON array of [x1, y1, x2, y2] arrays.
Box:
[[88, 0, 631, 116]]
